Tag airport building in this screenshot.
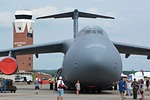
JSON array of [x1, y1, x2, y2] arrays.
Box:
[[13, 10, 34, 72], [0, 10, 52, 84]]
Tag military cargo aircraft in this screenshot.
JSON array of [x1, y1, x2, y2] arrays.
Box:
[[0, 9, 150, 91]]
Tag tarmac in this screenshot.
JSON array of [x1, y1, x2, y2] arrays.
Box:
[[0, 84, 150, 100]]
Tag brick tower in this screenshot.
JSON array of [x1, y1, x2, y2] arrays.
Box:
[[13, 10, 34, 72]]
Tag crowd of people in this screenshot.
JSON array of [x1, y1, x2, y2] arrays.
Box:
[[0, 76, 149, 100], [56, 76, 80, 100], [118, 78, 150, 100], [1, 76, 148, 100], [33, 76, 150, 100], [34, 76, 80, 100]]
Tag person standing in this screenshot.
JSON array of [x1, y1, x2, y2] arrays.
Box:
[[57, 76, 67, 100], [34, 78, 40, 94], [55, 77, 58, 91], [39, 78, 42, 89], [131, 78, 139, 99], [75, 80, 81, 95], [124, 80, 127, 97], [1, 78, 7, 93], [118, 78, 125, 100], [139, 79, 145, 100], [126, 80, 132, 96], [146, 79, 149, 90], [49, 78, 53, 90]]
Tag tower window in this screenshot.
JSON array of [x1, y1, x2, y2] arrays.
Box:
[[15, 15, 32, 19], [18, 27, 21, 30], [27, 33, 33, 37]]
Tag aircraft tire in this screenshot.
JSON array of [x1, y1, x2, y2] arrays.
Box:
[[97, 89, 102, 93]]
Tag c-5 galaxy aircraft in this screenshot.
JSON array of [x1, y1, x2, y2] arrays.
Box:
[[0, 9, 150, 91]]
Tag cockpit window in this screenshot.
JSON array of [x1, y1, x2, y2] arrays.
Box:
[[85, 30, 91, 34], [92, 30, 96, 34], [97, 30, 103, 34], [77, 26, 107, 37]]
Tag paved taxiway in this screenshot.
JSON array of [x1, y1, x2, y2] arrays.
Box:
[[0, 84, 150, 100]]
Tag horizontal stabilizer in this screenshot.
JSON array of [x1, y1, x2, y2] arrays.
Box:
[[36, 11, 73, 19], [36, 9, 114, 19], [78, 11, 114, 19]]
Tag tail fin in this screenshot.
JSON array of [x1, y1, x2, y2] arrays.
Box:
[[36, 9, 114, 38]]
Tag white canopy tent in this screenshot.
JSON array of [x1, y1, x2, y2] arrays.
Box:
[[121, 73, 128, 77], [129, 72, 150, 81]]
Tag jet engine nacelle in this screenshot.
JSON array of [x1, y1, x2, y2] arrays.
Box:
[[0, 57, 18, 75]]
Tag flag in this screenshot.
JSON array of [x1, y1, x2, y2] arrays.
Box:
[[141, 69, 144, 76]]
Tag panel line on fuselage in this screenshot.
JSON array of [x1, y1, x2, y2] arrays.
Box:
[[85, 43, 106, 49]]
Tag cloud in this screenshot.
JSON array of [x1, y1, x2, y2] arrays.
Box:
[[78, 7, 118, 29], [32, 6, 81, 18], [62, 7, 75, 12], [86, 8, 99, 13], [0, 12, 14, 27], [32, 6, 60, 18]]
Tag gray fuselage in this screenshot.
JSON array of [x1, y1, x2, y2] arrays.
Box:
[[61, 26, 122, 89]]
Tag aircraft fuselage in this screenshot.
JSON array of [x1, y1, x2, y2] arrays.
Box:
[[62, 26, 122, 89]]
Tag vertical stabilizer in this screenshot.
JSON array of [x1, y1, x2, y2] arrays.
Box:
[[36, 9, 114, 38]]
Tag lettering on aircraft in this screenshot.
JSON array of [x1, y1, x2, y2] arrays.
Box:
[[85, 43, 106, 49]]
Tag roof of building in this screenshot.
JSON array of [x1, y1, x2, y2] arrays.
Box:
[[15, 10, 33, 16]]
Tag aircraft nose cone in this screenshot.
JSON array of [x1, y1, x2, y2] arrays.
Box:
[[63, 35, 122, 86], [79, 46, 122, 84], [85, 53, 107, 73]]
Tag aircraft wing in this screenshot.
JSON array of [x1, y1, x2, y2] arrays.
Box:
[[0, 39, 73, 58], [113, 41, 150, 58]]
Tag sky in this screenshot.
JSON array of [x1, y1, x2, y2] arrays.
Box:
[[0, 0, 150, 71]]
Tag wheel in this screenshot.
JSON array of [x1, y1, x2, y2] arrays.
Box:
[[97, 89, 102, 93], [92, 89, 96, 93]]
